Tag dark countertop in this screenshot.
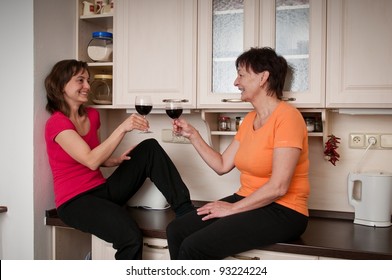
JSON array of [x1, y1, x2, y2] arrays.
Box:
[[45, 201, 392, 260]]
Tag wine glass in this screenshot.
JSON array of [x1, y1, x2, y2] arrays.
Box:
[[135, 95, 153, 133], [165, 99, 183, 137]]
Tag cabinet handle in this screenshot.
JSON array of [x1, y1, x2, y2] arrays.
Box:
[[162, 99, 189, 103], [221, 98, 243, 103], [143, 242, 168, 250], [281, 97, 296, 101], [231, 254, 260, 260]]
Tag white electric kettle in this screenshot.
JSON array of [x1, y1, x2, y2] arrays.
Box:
[[348, 172, 392, 227]]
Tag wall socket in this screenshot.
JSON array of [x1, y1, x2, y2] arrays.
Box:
[[349, 134, 365, 148], [349, 133, 392, 149]]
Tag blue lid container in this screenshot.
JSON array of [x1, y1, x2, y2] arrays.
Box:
[[92, 31, 113, 40]]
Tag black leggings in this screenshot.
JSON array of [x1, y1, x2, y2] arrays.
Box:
[[57, 139, 193, 260], [166, 194, 308, 260]]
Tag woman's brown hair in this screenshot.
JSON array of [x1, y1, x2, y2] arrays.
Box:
[[235, 47, 288, 99]]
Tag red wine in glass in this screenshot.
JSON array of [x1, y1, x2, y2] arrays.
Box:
[[135, 95, 153, 133], [165, 100, 183, 137], [166, 108, 183, 119], [135, 105, 153, 116]]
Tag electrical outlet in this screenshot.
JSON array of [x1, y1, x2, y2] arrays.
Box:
[[349, 133, 365, 148], [365, 134, 381, 149]]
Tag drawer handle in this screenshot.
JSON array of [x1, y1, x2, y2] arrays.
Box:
[[281, 97, 296, 102], [231, 254, 260, 260], [221, 98, 243, 103], [143, 242, 168, 250]]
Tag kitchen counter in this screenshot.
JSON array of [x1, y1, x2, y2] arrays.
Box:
[[45, 201, 392, 260]]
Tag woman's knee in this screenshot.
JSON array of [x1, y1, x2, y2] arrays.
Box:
[[140, 138, 160, 149]]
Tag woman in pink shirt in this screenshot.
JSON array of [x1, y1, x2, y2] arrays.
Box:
[[44, 59, 194, 260]]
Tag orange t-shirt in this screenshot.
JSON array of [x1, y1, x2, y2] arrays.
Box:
[[234, 102, 310, 216]]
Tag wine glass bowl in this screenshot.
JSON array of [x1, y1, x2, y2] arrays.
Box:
[[164, 99, 184, 137], [135, 95, 153, 133], [165, 101, 183, 120]]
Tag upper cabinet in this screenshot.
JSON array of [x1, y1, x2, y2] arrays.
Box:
[[197, 0, 326, 109], [77, 0, 114, 107], [277, 0, 326, 108], [326, 0, 392, 108], [114, 0, 197, 109]]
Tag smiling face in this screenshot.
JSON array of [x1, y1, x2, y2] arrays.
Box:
[[234, 65, 264, 102], [63, 70, 90, 107]]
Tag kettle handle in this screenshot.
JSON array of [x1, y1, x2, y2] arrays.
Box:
[[348, 172, 360, 206]]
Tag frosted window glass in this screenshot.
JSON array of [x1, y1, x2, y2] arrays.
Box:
[[212, 0, 244, 93], [276, 0, 310, 92]]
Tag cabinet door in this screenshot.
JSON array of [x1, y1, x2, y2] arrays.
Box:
[[142, 237, 170, 260], [198, 0, 325, 109], [91, 235, 170, 260], [91, 235, 116, 260], [277, 0, 326, 108], [326, 0, 392, 108], [114, 0, 197, 109], [226, 249, 318, 260], [198, 0, 260, 109]]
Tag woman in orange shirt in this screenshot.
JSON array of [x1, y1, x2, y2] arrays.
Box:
[[167, 47, 310, 260]]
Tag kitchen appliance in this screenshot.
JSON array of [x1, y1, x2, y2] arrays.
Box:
[[127, 178, 169, 210], [348, 172, 392, 227]]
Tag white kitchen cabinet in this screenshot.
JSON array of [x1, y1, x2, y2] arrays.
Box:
[[76, 0, 114, 107], [52, 226, 91, 260], [91, 235, 170, 260], [326, 0, 392, 108], [226, 249, 318, 260], [197, 0, 326, 109], [114, 0, 197, 109], [91, 235, 115, 260], [142, 237, 170, 260]]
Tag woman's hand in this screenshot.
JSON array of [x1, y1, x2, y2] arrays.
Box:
[[102, 146, 135, 167], [197, 201, 235, 221], [173, 118, 197, 139], [120, 113, 150, 133]]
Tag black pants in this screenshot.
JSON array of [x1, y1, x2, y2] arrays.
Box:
[[166, 194, 308, 260], [57, 139, 193, 260]]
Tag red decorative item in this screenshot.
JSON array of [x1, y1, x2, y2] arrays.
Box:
[[324, 134, 341, 166]]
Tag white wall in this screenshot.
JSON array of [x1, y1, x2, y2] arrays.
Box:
[[0, 0, 35, 260], [33, 0, 76, 259], [0, 0, 75, 260]]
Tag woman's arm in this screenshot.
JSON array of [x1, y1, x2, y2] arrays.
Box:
[[197, 147, 301, 220], [174, 118, 238, 175], [55, 113, 148, 170]]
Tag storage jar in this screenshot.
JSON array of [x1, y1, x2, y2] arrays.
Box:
[[218, 116, 231, 131], [87, 31, 113, 62], [91, 74, 112, 105]]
